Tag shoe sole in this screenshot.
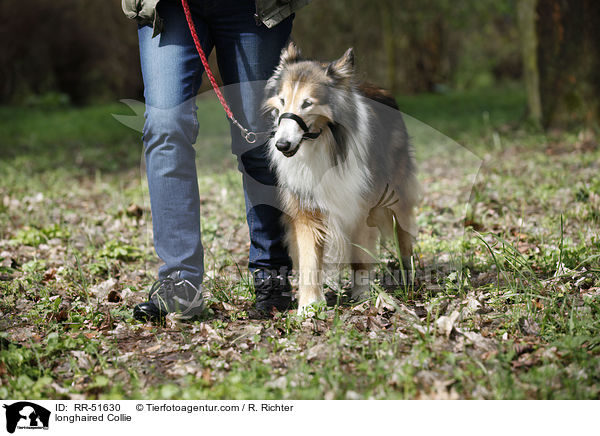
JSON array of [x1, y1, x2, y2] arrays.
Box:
[[133, 303, 205, 323]]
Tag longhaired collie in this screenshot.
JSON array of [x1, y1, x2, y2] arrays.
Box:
[[263, 42, 420, 313]]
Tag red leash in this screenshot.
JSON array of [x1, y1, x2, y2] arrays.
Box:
[[181, 0, 257, 143]]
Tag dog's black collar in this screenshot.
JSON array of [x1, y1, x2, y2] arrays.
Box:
[[278, 112, 322, 140]]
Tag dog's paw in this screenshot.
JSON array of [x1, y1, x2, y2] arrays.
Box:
[[297, 305, 314, 318], [297, 299, 327, 318]]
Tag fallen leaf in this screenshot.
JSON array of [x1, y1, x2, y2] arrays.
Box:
[[222, 301, 236, 311], [165, 313, 183, 330], [71, 350, 93, 369], [265, 376, 287, 390], [126, 203, 144, 219], [120, 287, 136, 303], [145, 344, 162, 354], [229, 324, 262, 344], [306, 343, 330, 362], [460, 295, 482, 320], [351, 301, 370, 313], [219, 347, 242, 362], [435, 310, 459, 338], [417, 380, 460, 400], [345, 391, 362, 400], [518, 317, 540, 336], [513, 342, 534, 356], [375, 292, 399, 313], [456, 328, 496, 351], [481, 350, 498, 360], [301, 318, 328, 334], [52, 308, 69, 323], [89, 278, 118, 300], [367, 315, 389, 331], [511, 353, 538, 369], [107, 289, 122, 303], [195, 323, 224, 344], [42, 267, 57, 282], [201, 368, 212, 384]]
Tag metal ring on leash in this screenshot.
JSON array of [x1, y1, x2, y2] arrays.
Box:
[[181, 0, 259, 144], [231, 119, 258, 144], [243, 131, 257, 144]]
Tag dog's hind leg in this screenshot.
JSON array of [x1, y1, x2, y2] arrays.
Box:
[[395, 224, 413, 271], [391, 207, 416, 278], [288, 211, 326, 312], [349, 224, 379, 301], [368, 204, 414, 271]]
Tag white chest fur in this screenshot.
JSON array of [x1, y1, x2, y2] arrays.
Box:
[[270, 134, 370, 232]]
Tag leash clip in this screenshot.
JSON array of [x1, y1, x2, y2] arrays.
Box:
[[231, 119, 257, 144], [243, 130, 257, 144]]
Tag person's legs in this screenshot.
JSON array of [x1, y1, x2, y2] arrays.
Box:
[[207, 0, 294, 279], [138, 0, 213, 288]]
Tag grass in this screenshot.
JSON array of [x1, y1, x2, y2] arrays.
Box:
[[0, 86, 599, 399], [396, 84, 528, 142]]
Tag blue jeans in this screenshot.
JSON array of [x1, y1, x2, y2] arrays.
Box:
[[138, 0, 293, 287]]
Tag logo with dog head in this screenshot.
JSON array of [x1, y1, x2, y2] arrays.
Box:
[[2, 402, 50, 433]]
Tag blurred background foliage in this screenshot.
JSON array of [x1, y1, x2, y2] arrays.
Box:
[[0, 0, 597, 128], [0, 0, 520, 104], [294, 0, 521, 94], [0, 0, 142, 105]]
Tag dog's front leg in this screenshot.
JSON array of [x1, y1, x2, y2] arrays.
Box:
[[291, 211, 326, 312]]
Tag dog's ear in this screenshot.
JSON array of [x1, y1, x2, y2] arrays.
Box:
[[279, 41, 302, 67], [266, 42, 301, 97], [326, 48, 354, 84], [266, 42, 301, 95]]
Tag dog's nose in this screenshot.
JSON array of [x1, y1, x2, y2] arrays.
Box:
[[275, 140, 292, 152]]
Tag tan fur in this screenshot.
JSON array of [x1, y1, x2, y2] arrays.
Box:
[[265, 44, 420, 312], [282, 194, 328, 308], [265, 79, 334, 125]]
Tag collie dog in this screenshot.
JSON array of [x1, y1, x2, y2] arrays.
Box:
[[263, 43, 420, 312]]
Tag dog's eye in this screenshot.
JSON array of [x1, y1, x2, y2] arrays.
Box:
[[279, 98, 285, 106], [301, 99, 313, 109]]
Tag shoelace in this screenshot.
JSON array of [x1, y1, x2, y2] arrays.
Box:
[[148, 277, 176, 299]]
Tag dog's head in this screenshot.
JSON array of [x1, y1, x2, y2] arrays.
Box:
[[263, 43, 355, 157]]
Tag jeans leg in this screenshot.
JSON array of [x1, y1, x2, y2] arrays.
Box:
[[239, 143, 291, 274], [138, 1, 213, 287], [210, 11, 294, 275]]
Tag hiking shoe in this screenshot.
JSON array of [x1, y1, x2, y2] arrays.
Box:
[[133, 271, 205, 322], [253, 269, 292, 316]]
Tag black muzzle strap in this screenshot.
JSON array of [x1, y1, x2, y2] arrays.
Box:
[[278, 112, 322, 140]]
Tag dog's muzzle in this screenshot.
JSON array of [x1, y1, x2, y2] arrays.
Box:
[[275, 112, 323, 157]]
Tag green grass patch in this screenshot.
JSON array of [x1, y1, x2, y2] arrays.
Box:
[[1, 87, 599, 399]]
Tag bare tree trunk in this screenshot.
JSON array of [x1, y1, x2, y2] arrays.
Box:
[[517, 0, 542, 126], [536, 0, 600, 128], [381, 0, 398, 94]]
